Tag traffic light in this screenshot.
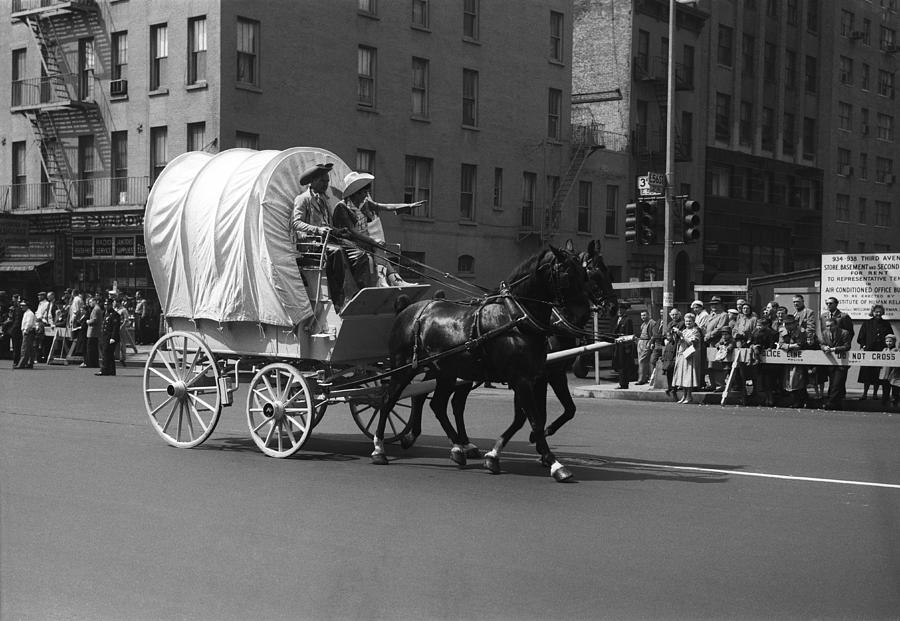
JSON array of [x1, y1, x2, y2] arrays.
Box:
[[625, 202, 638, 243], [638, 201, 657, 245], [682, 199, 701, 243]]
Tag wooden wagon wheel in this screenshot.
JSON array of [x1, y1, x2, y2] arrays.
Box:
[[347, 366, 420, 442], [246, 362, 315, 458], [143, 331, 222, 448]]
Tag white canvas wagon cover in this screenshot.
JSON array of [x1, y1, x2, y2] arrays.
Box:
[[144, 147, 352, 327]]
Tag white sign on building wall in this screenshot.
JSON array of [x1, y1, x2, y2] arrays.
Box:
[[821, 253, 900, 320]]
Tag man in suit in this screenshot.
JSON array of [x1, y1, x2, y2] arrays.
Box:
[[820, 316, 852, 410], [820, 297, 854, 339], [635, 309, 658, 385]]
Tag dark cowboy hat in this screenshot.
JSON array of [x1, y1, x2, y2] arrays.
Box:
[[299, 162, 333, 185]]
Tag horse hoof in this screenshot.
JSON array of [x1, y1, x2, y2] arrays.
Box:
[[450, 447, 467, 468], [399, 433, 415, 450], [483, 455, 501, 474], [371, 453, 389, 465], [464, 446, 481, 459], [551, 466, 573, 482]]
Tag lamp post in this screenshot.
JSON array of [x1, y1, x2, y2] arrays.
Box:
[[662, 0, 678, 319]]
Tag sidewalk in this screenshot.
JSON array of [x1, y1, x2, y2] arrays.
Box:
[[569, 364, 895, 412]]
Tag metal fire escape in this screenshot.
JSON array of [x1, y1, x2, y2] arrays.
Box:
[[10, 0, 96, 210]]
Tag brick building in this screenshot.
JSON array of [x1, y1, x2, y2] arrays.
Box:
[[1, 0, 628, 295]]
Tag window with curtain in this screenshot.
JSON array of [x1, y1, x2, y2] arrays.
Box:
[[411, 57, 428, 117], [521, 172, 536, 227], [12, 141, 26, 209], [188, 16, 207, 84], [605, 185, 618, 235], [463, 0, 479, 40], [404, 156, 432, 216], [460, 164, 476, 220], [187, 122, 206, 151], [235, 131, 259, 149], [412, 0, 429, 28], [550, 11, 564, 61], [462, 69, 478, 126], [111, 131, 128, 203], [150, 24, 167, 90], [150, 126, 168, 184], [577, 181, 592, 233], [547, 88, 561, 140], [358, 46, 376, 107], [111, 31, 127, 81], [237, 18, 259, 86]]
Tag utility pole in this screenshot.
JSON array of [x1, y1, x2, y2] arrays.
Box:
[[662, 0, 677, 319]]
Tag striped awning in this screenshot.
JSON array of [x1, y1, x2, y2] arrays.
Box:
[[0, 259, 50, 272]]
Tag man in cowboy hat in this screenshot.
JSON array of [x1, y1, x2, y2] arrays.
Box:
[[334, 170, 426, 287], [290, 162, 358, 310]]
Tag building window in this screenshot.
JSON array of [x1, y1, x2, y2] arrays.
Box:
[[235, 131, 258, 150], [605, 185, 618, 235], [492, 167, 503, 209], [547, 88, 562, 140], [187, 122, 206, 151], [457, 254, 474, 274], [11, 49, 26, 108], [761, 107, 775, 151], [150, 24, 167, 91], [75, 134, 94, 207], [412, 0, 429, 28], [804, 56, 817, 93], [358, 0, 377, 16], [839, 56, 853, 85], [860, 153, 869, 179], [875, 157, 894, 183], [521, 172, 536, 227], [877, 114, 894, 141], [150, 126, 167, 184], [188, 16, 207, 85], [11, 141, 26, 209], [837, 148, 852, 175], [237, 17, 259, 87], [636, 30, 650, 73], [356, 149, 375, 175], [838, 102, 852, 131], [550, 11, 564, 62], [358, 46, 376, 108], [763, 42, 776, 83], [784, 49, 796, 89], [709, 166, 731, 197], [880, 26, 896, 51], [862, 63, 871, 90], [786, 0, 799, 25], [802, 117, 816, 159], [840, 9, 855, 37], [717, 25, 733, 67], [462, 68, 478, 127], [836, 194, 850, 222], [878, 70, 895, 98], [742, 34, 755, 77], [715, 92, 731, 142], [463, 0, 479, 40], [78, 37, 95, 101], [411, 57, 429, 117], [783, 113, 795, 155], [577, 181, 592, 233], [806, 0, 818, 33], [111, 31, 127, 81], [681, 44, 695, 87], [875, 201, 892, 227], [547, 175, 560, 217], [460, 164, 476, 221], [739, 101, 753, 146], [859, 198, 867, 224], [404, 156, 432, 217], [111, 131, 128, 204]]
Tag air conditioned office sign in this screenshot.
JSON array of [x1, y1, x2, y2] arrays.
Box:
[[821, 253, 900, 320]]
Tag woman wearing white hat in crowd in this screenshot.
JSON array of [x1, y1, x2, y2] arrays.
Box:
[[333, 171, 426, 288]]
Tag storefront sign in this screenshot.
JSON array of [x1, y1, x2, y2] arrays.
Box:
[[71, 212, 144, 230], [0, 216, 29, 244], [115, 236, 135, 256], [73, 236, 93, 257], [821, 253, 900, 320], [93, 237, 113, 256], [135, 235, 146, 257]]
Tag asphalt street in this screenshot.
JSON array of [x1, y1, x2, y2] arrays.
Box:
[[2, 362, 900, 620]]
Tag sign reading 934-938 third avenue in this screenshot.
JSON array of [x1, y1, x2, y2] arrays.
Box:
[[821, 253, 900, 320]]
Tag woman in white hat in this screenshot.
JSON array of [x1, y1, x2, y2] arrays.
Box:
[[333, 171, 426, 287]]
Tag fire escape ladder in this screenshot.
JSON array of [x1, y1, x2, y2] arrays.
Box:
[[541, 142, 590, 242], [28, 111, 74, 210], [26, 15, 71, 103]]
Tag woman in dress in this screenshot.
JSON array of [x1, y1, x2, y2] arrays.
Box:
[[856, 304, 894, 400], [672, 312, 702, 404], [778, 315, 807, 407], [660, 308, 685, 398]]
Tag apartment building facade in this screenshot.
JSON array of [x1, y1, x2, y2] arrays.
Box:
[[2, 0, 626, 295]]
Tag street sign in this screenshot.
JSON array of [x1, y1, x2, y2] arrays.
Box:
[[637, 175, 664, 197]]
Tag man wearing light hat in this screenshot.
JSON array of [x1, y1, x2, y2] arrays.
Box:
[[334, 170, 426, 287], [703, 296, 730, 390]]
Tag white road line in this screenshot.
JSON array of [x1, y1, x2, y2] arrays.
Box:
[[605, 460, 900, 490]]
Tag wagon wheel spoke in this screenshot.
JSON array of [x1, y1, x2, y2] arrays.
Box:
[[188, 391, 216, 414], [158, 349, 179, 383], [246, 363, 313, 458], [149, 366, 175, 383], [252, 417, 271, 434], [161, 400, 180, 434], [251, 387, 273, 405]]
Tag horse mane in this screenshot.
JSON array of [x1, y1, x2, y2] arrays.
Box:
[[503, 248, 551, 292]]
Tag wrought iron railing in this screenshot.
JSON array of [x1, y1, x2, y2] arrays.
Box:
[[12, 0, 93, 14], [10, 74, 80, 109], [0, 176, 149, 212]]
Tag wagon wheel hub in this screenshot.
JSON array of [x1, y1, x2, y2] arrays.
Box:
[[167, 381, 188, 400], [263, 401, 286, 423]]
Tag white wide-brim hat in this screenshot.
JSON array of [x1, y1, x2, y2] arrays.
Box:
[[343, 171, 374, 198]]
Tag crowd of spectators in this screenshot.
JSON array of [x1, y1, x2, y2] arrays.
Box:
[[615, 295, 897, 410], [1, 286, 161, 375]]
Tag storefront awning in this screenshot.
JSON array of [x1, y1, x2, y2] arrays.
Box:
[[0, 260, 51, 272]]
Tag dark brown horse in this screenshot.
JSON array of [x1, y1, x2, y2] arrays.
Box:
[[370, 246, 594, 481]]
